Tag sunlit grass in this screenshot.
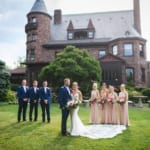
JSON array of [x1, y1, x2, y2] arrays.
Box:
[[0, 104, 150, 150]]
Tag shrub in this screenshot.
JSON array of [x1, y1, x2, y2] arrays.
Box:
[[2, 90, 17, 104], [142, 88, 150, 97]]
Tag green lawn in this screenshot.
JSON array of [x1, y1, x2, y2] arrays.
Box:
[[0, 104, 150, 150]]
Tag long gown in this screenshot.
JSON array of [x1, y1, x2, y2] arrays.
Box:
[[99, 89, 108, 124], [70, 92, 126, 139], [118, 91, 130, 126], [89, 90, 100, 124]]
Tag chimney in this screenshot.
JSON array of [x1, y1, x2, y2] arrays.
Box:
[[54, 9, 62, 24], [133, 0, 141, 34]]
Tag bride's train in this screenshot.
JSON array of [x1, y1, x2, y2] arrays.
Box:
[[70, 107, 126, 139]]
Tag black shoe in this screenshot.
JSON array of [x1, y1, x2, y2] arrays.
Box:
[[23, 119, 26, 122], [47, 120, 50, 123], [18, 120, 20, 123], [62, 133, 70, 136]]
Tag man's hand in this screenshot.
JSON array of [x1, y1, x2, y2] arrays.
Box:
[[23, 98, 28, 102], [44, 100, 48, 104]]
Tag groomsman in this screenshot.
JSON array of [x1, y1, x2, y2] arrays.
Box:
[[17, 79, 29, 122], [39, 81, 51, 123], [28, 80, 39, 122]]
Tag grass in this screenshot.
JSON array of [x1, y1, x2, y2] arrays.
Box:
[[0, 103, 150, 150]]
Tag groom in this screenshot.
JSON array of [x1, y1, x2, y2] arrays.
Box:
[[58, 78, 72, 136]]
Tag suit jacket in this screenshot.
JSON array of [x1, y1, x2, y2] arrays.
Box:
[[39, 87, 51, 103], [58, 86, 72, 108], [17, 86, 29, 104], [28, 87, 39, 102]]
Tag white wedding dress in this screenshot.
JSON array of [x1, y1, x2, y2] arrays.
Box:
[[70, 93, 126, 139]]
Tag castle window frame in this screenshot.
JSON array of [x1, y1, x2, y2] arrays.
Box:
[[68, 32, 73, 40], [32, 34, 37, 42], [125, 67, 134, 82], [139, 44, 144, 57], [141, 68, 145, 83], [124, 43, 133, 56], [74, 31, 88, 40], [112, 45, 118, 55], [99, 50, 106, 58], [29, 49, 35, 61], [88, 31, 94, 39], [31, 17, 37, 23]]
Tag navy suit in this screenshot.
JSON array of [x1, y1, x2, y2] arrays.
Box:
[[39, 87, 51, 122], [28, 87, 39, 121], [58, 86, 72, 135], [17, 86, 29, 122]]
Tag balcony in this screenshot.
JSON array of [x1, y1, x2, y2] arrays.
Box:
[[25, 22, 38, 33]]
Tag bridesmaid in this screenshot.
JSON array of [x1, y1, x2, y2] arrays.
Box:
[[118, 84, 130, 126], [89, 83, 100, 124], [99, 82, 108, 124], [107, 86, 118, 124]]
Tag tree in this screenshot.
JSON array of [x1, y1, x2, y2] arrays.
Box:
[[39, 45, 101, 95], [0, 60, 10, 101]]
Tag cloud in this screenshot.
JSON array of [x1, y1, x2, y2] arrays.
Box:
[[0, 39, 26, 69]]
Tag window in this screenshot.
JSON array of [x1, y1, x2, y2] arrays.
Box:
[[126, 68, 134, 82], [112, 45, 118, 55], [30, 49, 35, 61], [124, 44, 133, 56], [139, 44, 144, 57], [32, 34, 37, 41], [141, 68, 145, 82], [31, 17, 37, 23], [74, 31, 88, 40], [68, 32, 73, 40], [88, 31, 94, 39], [99, 50, 106, 58]]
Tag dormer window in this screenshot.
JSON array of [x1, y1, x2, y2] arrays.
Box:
[[74, 31, 88, 40], [88, 31, 94, 39], [68, 32, 73, 40]]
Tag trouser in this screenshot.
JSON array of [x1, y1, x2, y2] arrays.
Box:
[[29, 102, 38, 121], [61, 108, 70, 134], [18, 101, 28, 121], [40, 102, 50, 122]]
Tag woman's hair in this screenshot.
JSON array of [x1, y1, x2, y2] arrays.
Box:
[[72, 82, 78, 87], [93, 82, 98, 89]]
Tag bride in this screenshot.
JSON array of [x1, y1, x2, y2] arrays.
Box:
[[69, 82, 126, 139], [69, 82, 86, 136]]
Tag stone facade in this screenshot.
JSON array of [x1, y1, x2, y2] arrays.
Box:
[[25, 0, 149, 87]]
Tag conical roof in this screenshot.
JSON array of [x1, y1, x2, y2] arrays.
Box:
[[30, 0, 49, 15]]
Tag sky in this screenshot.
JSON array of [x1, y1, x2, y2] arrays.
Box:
[[0, 0, 150, 69]]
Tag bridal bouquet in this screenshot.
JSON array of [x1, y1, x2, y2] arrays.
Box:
[[66, 97, 81, 109]]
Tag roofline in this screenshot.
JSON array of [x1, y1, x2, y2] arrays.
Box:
[[56, 9, 134, 17], [27, 12, 52, 19], [43, 37, 146, 49]]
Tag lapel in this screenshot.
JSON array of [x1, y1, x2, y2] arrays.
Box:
[[21, 86, 26, 93], [64, 86, 70, 96]]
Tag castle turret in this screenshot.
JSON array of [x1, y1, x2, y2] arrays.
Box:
[[25, 0, 51, 83]]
